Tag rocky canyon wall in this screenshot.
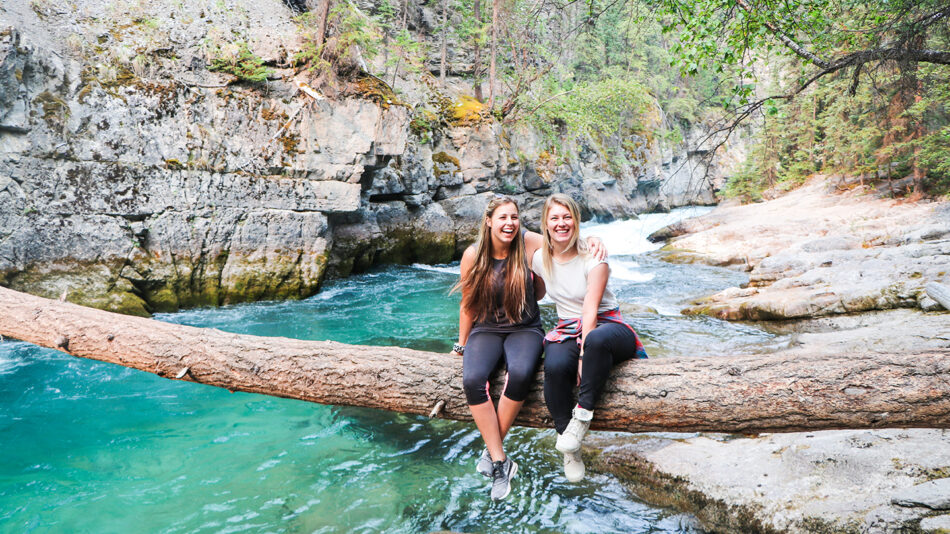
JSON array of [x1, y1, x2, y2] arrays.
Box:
[[0, 0, 729, 315]]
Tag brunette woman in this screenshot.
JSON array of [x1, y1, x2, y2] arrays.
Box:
[[530, 193, 647, 483], [451, 195, 545, 501]]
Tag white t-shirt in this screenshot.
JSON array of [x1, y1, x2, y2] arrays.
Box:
[[531, 248, 619, 319]]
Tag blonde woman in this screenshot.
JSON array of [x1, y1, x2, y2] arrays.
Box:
[[530, 193, 647, 482]]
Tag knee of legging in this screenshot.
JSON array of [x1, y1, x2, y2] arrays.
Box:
[[544, 354, 574, 376], [503, 370, 534, 401], [584, 329, 611, 353], [463, 375, 489, 405]]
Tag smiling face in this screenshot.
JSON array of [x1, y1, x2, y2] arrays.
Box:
[[545, 202, 575, 247], [486, 201, 520, 246]]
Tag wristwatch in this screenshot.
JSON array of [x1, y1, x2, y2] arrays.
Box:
[[453, 342, 465, 355]]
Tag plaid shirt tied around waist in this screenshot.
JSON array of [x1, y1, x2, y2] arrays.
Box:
[[544, 308, 648, 359]]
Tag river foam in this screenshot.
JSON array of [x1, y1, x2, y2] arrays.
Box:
[[583, 207, 715, 256]]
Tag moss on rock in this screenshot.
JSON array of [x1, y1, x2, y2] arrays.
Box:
[[1, 260, 149, 317]]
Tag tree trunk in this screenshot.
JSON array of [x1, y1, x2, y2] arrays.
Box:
[[311, 0, 332, 49], [473, 0, 483, 101], [2, 286, 949, 434], [439, 0, 447, 85], [488, 0, 498, 108]]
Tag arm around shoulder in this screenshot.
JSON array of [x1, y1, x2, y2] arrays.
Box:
[[524, 230, 543, 259]]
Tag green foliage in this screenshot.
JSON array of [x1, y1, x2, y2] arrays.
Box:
[[507, 0, 725, 157], [409, 108, 439, 143], [385, 28, 426, 78], [657, 0, 950, 198], [720, 157, 765, 201], [208, 41, 272, 83], [292, 1, 426, 91], [533, 75, 652, 144], [449, 0, 488, 86], [293, 4, 383, 75], [721, 58, 950, 200], [655, 0, 950, 109]]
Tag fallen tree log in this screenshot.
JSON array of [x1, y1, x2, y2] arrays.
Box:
[[1, 285, 949, 433]]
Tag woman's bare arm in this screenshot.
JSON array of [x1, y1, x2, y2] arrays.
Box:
[[524, 230, 543, 259], [533, 272, 546, 301], [580, 263, 609, 356]]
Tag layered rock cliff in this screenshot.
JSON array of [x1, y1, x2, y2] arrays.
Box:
[[0, 0, 728, 315]]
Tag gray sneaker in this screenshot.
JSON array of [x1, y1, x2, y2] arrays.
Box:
[[490, 457, 518, 501], [476, 448, 493, 477]]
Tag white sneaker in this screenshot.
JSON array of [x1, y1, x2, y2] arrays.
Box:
[[563, 449, 585, 482], [556, 406, 593, 453]]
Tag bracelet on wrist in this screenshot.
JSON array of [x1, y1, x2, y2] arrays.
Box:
[[453, 342, 465, 355]]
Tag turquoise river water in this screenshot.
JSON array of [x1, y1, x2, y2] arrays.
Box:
[[0, 208, 780, 533]]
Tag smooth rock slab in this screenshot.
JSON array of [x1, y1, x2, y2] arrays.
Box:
[[592, 429, 950, 533], [892, 478, 950, 510], [921, 514, 950, 533]]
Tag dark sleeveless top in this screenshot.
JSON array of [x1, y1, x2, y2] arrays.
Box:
[[470, 256, 543, 335]]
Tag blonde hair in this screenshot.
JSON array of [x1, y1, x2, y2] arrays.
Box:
[[540, 193, 588, 280], [454, 195, 529, 323]]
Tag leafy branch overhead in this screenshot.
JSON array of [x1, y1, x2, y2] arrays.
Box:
[[656, 0, 950, 196], [659, 0, 950, 103]]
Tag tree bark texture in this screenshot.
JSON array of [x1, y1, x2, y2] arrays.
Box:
[[2, 286, 949, 434], [310, 0, 332, 49], [439, 0, 447, 85], [473, 0, 483, 101], [488, 0, 498, 107]]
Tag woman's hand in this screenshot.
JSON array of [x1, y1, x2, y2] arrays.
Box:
[[576, 358, 583, 387], [586, 236, 608, 262]]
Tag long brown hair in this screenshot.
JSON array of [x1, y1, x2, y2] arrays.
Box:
[[454, 195, 529, 323], [540, 193, 589, 281]]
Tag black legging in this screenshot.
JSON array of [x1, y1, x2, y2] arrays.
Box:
[[463, 329, 543, 405], [543, 322, 638, 433]]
